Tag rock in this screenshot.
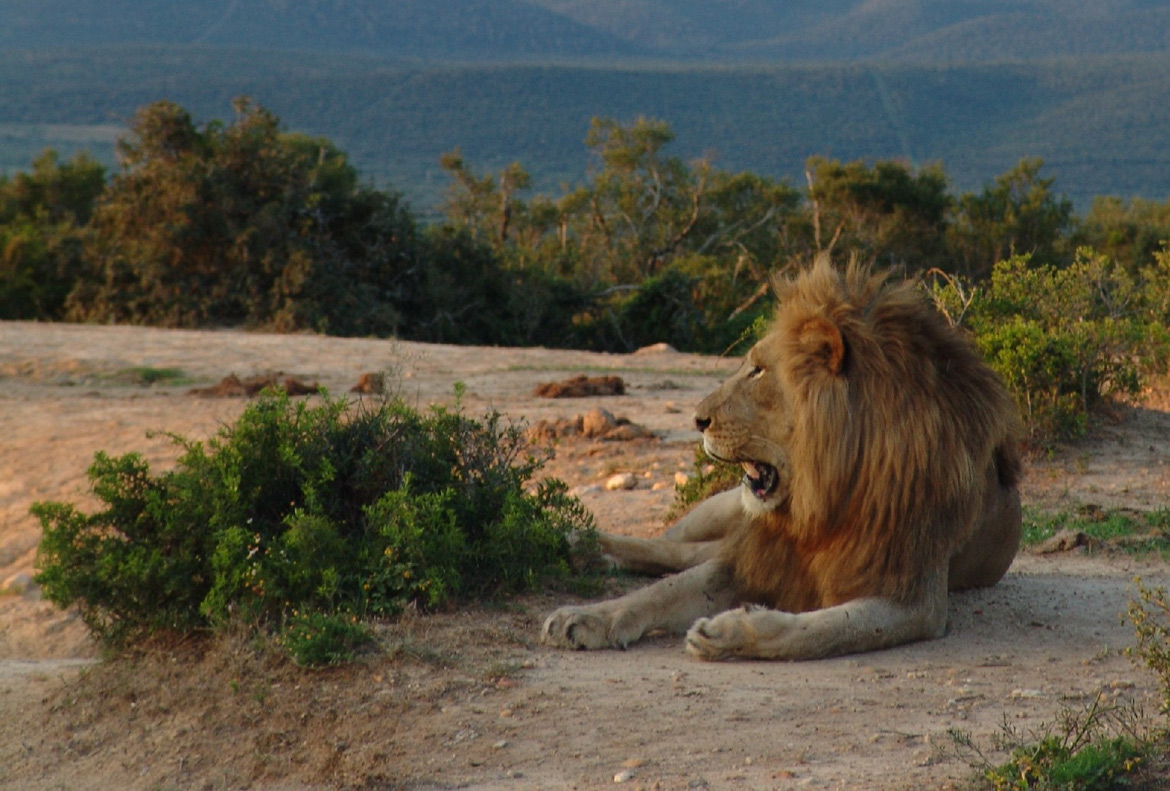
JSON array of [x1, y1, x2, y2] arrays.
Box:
[[674, 471, 690, 486], [613, 769, 636, 783], [605, 473, 638, 491], [582, 408, 619, 437], [350, 372, 385, 394], [633, 342, 677, 355], [1034, 529, 1097, 554], [189, 372, 319, 398], [534, 374, 626, 398], [529, 410, 653, 443], [604, 423, 654, 441]]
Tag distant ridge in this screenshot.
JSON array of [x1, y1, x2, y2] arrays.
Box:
[[2, 2, 1170, 212], [3, 0, 1169, 63]]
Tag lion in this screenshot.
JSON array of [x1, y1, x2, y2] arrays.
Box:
[[542, 256, 1023, 660]]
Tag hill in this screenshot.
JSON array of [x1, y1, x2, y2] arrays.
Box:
[[3, 48, 1170, 212], [3, 2, 1170, 212], [3, 0, 1170, 63]]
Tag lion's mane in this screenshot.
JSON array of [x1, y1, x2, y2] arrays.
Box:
[[725, 259, 1022, 612]]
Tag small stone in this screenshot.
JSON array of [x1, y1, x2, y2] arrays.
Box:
[[614, 769, 636, 783], [493, 739, 509, 750], [651, 482, 670, 491], [674, 471, 690, 486], [605, 473, 638, 491]]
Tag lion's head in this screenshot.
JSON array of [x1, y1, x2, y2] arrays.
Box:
[[695, 256, 1020, 566]]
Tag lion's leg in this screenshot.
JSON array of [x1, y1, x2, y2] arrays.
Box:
[[685, 569, 948, 661], [542, 559, 737, 650], [595, 487, 743, 575], [599, 534, 721, 575], [949, 479, 1022, 591], [660, 487, 743, 542]]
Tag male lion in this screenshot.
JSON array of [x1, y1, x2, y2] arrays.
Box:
[[542, 257, 1022, 660]]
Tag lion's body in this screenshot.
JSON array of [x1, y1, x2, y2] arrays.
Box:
[[543, 258, 1023, 660]]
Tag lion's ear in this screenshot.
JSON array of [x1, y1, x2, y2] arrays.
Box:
[[798, 317, 846, 375]]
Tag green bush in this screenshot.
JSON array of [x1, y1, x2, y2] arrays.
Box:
[[951, 695, 1149, 791], [278, 611, 375, 667], [931, 250, 1170, 442], [1128, 579, 1170, 714], [33, 389, 597, 654]]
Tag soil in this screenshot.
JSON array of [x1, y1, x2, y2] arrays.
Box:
[[1, 320, 1169, 791]]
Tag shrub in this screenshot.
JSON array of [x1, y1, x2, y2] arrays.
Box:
[[949, 693, 1149, 791], [33, 389, 597, 654], [930, 250, 1170, 442], [1127, 579, 1170, 714], [279, 611, 375, 667]]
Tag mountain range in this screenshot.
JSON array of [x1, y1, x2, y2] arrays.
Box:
[[2, 1, 1170, 213]]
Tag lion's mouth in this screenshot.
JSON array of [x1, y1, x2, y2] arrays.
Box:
[[741, 461, 779, 500]]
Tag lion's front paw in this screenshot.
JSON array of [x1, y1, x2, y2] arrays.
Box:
[[685, 607, 754, 661], [542, 606, 622, 650]]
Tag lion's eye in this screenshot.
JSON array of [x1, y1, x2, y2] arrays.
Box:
[[748, 365, 765, 379]]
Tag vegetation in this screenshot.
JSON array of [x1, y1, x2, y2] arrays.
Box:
[[952, 697, 1150, 791], [0, 148, 105, 319], [930, 252, 1170, 441], [6, 97, 1170, 444], [949, 569, 1170, 790], [32, 389, 598, 663], [1021, 507, 1170, 554]]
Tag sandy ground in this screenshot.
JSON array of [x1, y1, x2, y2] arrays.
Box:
[[1, 320, 1169, 790]]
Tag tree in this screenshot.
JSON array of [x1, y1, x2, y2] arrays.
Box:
[[436, 117, 802, 351], [802, 156, 951, 271], [948, 158, 1074, 278], [67, 98, 419, 334], [1076, 195, 1170, 277], [0, 149, 105, 319]]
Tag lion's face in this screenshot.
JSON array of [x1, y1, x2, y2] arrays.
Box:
[[695, 333, 796, 513]]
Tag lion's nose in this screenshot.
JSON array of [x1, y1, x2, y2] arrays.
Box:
[[694, 415, 711, 432]]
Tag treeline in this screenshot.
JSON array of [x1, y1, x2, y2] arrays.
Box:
[[3, 98, 1170, 435]]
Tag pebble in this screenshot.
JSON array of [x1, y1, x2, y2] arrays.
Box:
[[614, 769, 636, 783], [605, 473, 638, 491], [674, 471, 690, 486], [493, 739, 509, 750]]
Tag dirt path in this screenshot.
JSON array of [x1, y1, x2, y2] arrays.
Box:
[[1, 321, 1169, 790]]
